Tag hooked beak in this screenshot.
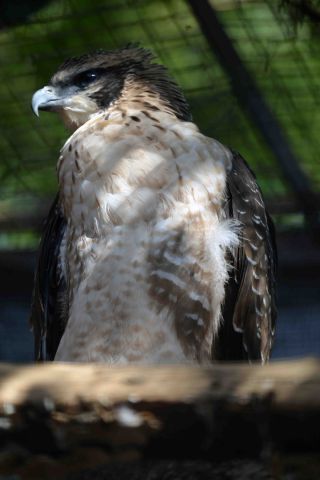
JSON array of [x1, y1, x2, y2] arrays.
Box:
[[31, 85, 67, 116]]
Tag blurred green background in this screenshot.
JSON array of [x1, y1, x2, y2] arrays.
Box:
[[1, 0, 320, 249]]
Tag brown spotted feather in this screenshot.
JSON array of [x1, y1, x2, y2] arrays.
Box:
[[30, 47, 277, 364], [219, 152, 277, 363]]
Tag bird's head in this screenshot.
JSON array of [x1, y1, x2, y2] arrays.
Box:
[[31, 45, 191, 130]]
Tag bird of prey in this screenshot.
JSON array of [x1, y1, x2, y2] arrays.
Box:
[[30, 46, 276, 364]]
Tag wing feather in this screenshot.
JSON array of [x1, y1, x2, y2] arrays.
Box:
[[29, 195, 68, 361], [217, 152, 277, 362]]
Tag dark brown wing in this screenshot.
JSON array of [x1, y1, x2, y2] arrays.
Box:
[[30, 194, 68, 361], [216, 151, 277, 363]]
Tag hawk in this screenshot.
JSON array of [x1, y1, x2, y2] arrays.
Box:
[[30, 46, 276, 364]]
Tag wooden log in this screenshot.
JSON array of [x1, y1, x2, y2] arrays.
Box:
[[0, 359, 319, 479]]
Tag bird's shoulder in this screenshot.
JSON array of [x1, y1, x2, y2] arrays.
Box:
[[60, 106, 233, 178]]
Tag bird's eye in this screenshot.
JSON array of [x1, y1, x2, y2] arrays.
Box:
[[73, 69, 103, 88], [85, 72, 97, 81]]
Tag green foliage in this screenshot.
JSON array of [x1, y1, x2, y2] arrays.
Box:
[[279, 0, 320, 34]]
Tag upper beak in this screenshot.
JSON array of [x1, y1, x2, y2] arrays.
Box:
[[31, 85, 66, 116]]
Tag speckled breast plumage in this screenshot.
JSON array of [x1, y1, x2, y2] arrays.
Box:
[[54, 89, 237, 364]]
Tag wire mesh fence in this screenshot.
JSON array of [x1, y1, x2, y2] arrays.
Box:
[[1, 0, 320, 249]]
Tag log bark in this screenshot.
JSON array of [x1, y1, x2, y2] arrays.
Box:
[[0, 359, 319, 479]]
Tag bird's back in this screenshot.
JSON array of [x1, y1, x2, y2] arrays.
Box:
[[30, 46, 276, 364], [54, 101, 238, 364]]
